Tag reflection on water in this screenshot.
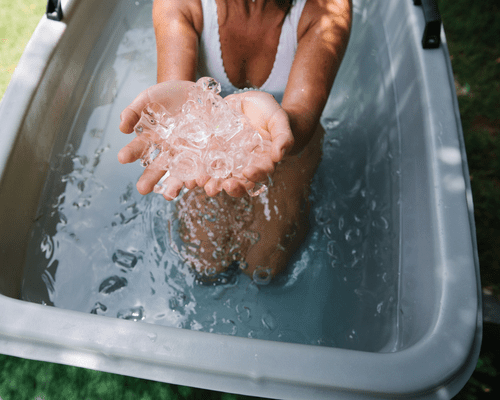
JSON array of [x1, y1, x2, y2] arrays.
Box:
[[22, 0, 401, 352]]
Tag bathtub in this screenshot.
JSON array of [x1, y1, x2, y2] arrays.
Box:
[[0, 0, 481, 399]]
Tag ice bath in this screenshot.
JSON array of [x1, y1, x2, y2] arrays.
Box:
[[0, 1, 481, 399], [19, 1, 399, 350]]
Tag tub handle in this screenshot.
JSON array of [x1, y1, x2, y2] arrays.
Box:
[[46, 0, 63, 21], [413, 0, 441, 48]]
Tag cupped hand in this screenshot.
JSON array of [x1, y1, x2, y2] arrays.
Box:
[[221, 91, 294, 196], [118, 81, 294, 200]]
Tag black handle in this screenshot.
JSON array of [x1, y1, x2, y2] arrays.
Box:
[[413, 0, 441, 48], [46, 0, 63, 21]]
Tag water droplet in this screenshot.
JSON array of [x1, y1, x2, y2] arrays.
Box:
[[117, 306, 144, 321], [99, 276, 128, 294], [315, 207, 331, 225], [147, 332, 157, 342], [261, 313, 277, 331], [253, 268, 272, 285], [219, 318, 238, 336], [169, 292, 187, 310], [40, 234, 54, 259], [112, 250, 138, 271], [90, 302, 107, 315], [243, 230, 260, 245], [338, 216, 344, 231], [327, 240, 337, 257], [247, 182, 268, 197], [238, 261, 248, 270], [379, 216, 389, 230], [236, 304, 252, 323], [323, 118, 340, 130], [345, 329, 359, 347]]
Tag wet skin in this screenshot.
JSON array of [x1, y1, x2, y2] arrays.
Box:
[[119, 0, 352, 280]]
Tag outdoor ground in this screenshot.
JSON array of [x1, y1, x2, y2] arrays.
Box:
[[1, 0, 499, 399]]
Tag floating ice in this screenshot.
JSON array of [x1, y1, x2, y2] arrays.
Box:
[[133, 77, 268, 196]]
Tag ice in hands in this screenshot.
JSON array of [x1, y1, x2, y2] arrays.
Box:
[[133, 78, 268, 195]]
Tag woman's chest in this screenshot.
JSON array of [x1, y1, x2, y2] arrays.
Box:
[[217, 12, 285, 88]]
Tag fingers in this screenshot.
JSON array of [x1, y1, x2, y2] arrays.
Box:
[[119, 90, 152, 133], [203, 178, 224, 197], [241, 137, 275, 182], [136, 165, 168, 195], [267, 107, 295, 162], [160, 176, 184, 200], [119, 80, 194, 134], [184, 179, 197, 190], [196, 174, 211, 188], [222, 178, 255, 197], [241, 156, 275, 182], [117, 135, 151, 164], [227, 91, 295, 162]]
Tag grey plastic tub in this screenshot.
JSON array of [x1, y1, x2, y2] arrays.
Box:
[[0, 0, 481, 399]]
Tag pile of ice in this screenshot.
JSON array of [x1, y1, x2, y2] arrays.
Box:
[[133, 77, 266, 193]]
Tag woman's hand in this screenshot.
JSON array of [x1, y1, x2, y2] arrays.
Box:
[[118, 81, 294, 199]]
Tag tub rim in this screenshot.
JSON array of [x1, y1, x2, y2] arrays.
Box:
[[0, 0, 482, 399]]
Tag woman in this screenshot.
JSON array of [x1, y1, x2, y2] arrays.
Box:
[[118, 0, 352, 283]]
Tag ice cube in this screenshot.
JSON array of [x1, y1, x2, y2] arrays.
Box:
[[131, 77, 266, 193]]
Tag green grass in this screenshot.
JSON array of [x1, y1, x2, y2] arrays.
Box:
[[0, 0, 48, 101], [437, 0, 500, 398], [0, 353, 262, 400], [1, 0, 499, 399], [437, 0, 500, 297]]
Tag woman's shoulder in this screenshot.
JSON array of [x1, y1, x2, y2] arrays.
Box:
[[153, 0, 204, 36], [298, 0, 352, 41]]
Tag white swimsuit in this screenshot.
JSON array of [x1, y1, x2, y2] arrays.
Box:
[[197, 0, 307, 104]]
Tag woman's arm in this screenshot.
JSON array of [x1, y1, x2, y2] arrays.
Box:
[[153, 0, 203, 82], [282, 0, 352, 155]]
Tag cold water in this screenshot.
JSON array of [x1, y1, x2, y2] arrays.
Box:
[[22, 0, 401, 352]]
